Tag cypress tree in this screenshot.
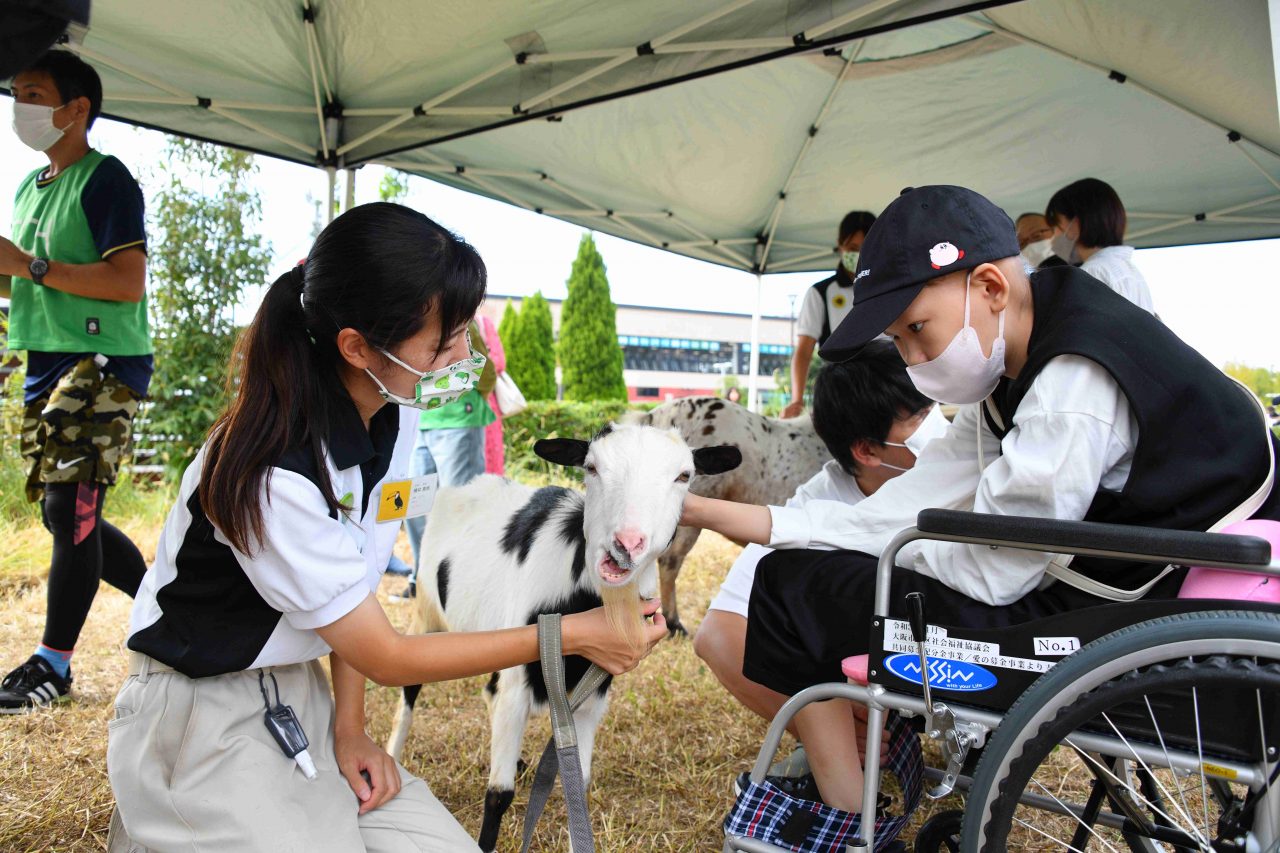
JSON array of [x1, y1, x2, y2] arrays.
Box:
[[497, 299, 526, 389], [519, 291, 558, 400], [558, 234, 627, 401]]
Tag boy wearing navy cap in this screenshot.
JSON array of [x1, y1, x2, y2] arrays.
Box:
[[682, 185, 1279, 813]]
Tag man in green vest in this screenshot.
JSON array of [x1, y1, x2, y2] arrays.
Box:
[[0, 50, 150, 712]]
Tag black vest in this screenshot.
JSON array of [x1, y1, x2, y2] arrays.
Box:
[[988, 267, 1276, 590], [810, 266, 854, 347]]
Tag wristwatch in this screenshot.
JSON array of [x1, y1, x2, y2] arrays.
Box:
[[28, 257, 49, 285]]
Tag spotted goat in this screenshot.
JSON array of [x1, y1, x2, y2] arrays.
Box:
[[629, 396, 831, 634], [387, 423, 741, 851]]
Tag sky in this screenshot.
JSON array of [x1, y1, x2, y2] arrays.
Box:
[[1, 103, 1277, 371]]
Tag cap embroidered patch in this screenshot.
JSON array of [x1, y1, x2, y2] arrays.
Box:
[[929, 242, 964, 269]]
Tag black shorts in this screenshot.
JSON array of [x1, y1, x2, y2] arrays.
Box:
[[742, 548, 1186, 697]]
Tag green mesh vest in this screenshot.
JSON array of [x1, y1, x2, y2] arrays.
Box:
[[8, 149, 152, 355]]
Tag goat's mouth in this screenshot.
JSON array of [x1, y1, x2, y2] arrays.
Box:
[[598, 551, 635, 586]]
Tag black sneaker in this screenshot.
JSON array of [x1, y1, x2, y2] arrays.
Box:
[[735, 771, 824, 803], [0, 656, 72, 714]]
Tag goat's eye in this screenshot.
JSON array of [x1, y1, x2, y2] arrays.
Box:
[[584, 463, 597, 476], [676, 472, 691, 483]]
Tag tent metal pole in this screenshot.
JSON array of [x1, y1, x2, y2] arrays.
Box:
[[767, 247, 838, 272], [302, 1, 334, 104], [326, 168, 337, 223], [802, 0, 904, 40], [517, 0, 760, 112], [344, 168, 356, 211], [104, 94, 315, 113], [1127, 193, 1280, 241], [303, 6, 330, 160], [747, 272, 764, 413], [1233, 143, 1280, 193], [338, 60, 511, 156], [208, 106, 316, 155], [967, 15, 1280, 162], [757, 43, 861, 271], [668, 218, 755, 268]]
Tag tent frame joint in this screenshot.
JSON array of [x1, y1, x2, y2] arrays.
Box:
[[1108, 69, 1126, 84], [196, 96, 211, 109], [1228, 130, 1242, 143], [636, 41, 655, 56]]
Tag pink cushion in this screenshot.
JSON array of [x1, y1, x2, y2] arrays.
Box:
[[841, 654, 870, 685], [1179, 520, 1280, 603]]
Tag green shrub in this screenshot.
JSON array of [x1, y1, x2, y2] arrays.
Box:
[[502, 399, 653, 481]]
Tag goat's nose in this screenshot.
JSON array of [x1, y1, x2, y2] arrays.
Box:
[[612, 529, 647, 559]]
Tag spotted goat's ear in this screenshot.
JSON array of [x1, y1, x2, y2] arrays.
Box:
[[534, 438, 590, 468], [692, 445, 742, 475]]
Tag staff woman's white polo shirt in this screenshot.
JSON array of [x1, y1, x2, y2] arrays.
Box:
[[126, 395, 418, 677]]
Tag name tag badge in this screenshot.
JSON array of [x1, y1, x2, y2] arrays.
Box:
[[376, 474, 439, 523]]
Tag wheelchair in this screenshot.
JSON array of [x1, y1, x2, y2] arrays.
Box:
[[725, 508, 1280, 852]]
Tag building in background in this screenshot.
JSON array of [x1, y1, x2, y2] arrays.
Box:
[[479, 294, 794, 403]]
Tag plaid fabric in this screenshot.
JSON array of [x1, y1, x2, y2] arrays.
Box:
[[723, 713, 923, 852]]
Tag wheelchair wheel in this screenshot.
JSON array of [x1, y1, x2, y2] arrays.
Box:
[[911, 809, 962, 852], [961, 610, 1280, 851]]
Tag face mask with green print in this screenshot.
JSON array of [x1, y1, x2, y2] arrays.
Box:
[[365, 334, 487, 411]]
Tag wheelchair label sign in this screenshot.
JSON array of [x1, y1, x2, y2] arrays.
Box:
[[884, 654, 998, 692], [1033, 636, 1080, 656], [884, 619, 1055, 675]]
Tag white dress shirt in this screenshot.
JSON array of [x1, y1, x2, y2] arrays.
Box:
[[768, 356, 1139, 606]]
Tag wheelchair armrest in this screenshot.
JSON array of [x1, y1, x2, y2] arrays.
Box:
[[915, 508, 1272, 567]]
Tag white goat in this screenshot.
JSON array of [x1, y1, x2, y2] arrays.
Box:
[[387, 423, 740, 851], [630, 396, 830, 634]]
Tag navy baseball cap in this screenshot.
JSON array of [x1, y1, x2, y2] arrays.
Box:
[[820, 185, 1020, 362]]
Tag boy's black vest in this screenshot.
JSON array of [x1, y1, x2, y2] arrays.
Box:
[[986, 266, 1277, 592], [810, 266, 854, 346]]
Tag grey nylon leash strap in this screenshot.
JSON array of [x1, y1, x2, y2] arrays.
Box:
[[520, 614, 609, 853]]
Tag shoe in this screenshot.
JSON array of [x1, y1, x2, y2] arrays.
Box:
[[0, 656, 72, 714], [769, 745, 810, 778], [389, 581, 417, 603], [735, 771, 824, 804]]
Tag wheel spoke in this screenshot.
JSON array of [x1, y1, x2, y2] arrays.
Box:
[[1097, 710, 1209, 845], [1063, 740, 1210, 850], [1144, 694, 1199, 837], [1026, 772, 1125, 852], [1191, 686, 1211, 841]]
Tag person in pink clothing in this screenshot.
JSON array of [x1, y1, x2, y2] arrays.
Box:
[[478, 314, 506, 476]]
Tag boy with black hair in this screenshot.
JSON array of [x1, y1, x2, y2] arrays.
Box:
[[684, 185, 1277, 814], [695, 341, 948, 732], [0, 50, 151, 712]]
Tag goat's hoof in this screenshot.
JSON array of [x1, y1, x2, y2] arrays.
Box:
[[666, 618, 688, 638]]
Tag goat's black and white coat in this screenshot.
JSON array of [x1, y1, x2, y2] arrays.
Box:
[[387, 423, 740, 852]]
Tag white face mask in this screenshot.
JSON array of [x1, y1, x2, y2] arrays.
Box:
[[1020, 238, 1054, 268], [905, 271, 1007, 405], [366, 335, 487, 411], [882, 404, 949, 457], [840, 250, 859, 275], [12, 102, 70, 152], [1050, 227, 1081, 265]]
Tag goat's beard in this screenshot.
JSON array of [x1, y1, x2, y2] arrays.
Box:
[[599, 582, 645, 650]]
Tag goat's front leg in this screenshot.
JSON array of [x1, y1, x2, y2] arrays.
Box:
[[478, 675, 531, 852]]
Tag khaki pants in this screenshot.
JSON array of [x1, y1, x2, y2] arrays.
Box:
[[107, 654, 479, 853]]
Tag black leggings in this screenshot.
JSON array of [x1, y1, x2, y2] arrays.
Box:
[[40, 482, 147, 652]]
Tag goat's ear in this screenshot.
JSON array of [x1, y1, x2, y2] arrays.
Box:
[[693, 445, 742, 475], [534, 438, 591, 468]]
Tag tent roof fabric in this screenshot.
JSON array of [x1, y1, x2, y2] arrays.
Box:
[[16, 0, 1280, 272]]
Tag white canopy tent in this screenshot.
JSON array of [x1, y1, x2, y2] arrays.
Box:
[[8, 0, 1280, 405]]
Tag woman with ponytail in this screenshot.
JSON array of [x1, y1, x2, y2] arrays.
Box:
[[106, 203, 667, 852]]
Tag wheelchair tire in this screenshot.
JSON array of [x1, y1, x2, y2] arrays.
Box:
[[911, 809, 962, 852], [960, 610, 1280, 852]]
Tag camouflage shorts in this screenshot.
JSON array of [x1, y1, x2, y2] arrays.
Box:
[[21, 357, 142, 503]]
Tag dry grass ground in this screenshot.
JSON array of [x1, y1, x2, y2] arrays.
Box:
[[0, 522, 969, 852]]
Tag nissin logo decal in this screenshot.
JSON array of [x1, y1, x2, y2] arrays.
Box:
[[884, 654, 998, 692]]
